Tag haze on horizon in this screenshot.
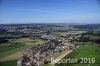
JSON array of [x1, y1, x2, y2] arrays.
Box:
[[0, 0, 100, 24]]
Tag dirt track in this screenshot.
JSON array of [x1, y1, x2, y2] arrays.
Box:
[[50, 50, 73, 65]]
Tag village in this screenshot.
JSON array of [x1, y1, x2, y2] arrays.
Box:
[[17, 33, 79, 66]]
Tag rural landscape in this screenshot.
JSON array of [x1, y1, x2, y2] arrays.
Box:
[[0, 0, 100, 66], [0, 23, 100, 66]]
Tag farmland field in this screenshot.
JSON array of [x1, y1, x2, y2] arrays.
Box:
[[70, 45, 100, 66], [0, 45, 33, 58], [0, 42, 24, 54], [0, 60, 17, 66], [56, 41, 100, 66], [0, 38, 43, 58], [89, 35, 100, 41]]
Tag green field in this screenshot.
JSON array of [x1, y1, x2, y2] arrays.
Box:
[[51, 32, 61, 36], [70, 35, 100, 66], [32, 40, 38, 43], [0, 45, 33, 58], [75, 46, 99, 58], [0, 39, 38, 58], [70, 45, 100, 66], [0, 42, 25, 53], [89, 35, 100, 41], [0, 60, 17, 66]]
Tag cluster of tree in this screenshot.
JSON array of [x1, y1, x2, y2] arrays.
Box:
[[86, 30, 100, 36], [78, 36, 90, 42], [95, 39, 100, 44], [0, 39, 8, 44], [0, 28, 7, 34]]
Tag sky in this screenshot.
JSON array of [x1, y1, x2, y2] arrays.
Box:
[[0, 0, 100, 24]]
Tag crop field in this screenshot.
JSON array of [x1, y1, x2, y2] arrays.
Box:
[[89, 35, 100, 41], [0, 39, 47, 65], [75, 45, 100, 60], [0, 42, 24, 54], [0, 38, 47, 62], [0, 45, 33, 58], [70, 45, 100, 66], [0, 60, 17, 66]]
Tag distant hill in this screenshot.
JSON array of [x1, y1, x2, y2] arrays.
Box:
[[72, 24, 100, 30]]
